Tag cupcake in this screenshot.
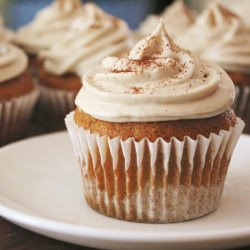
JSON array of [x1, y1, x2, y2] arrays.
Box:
[[136, 0, 195, 41], [0, 43, 38, 146], [38, 3, 132, 131], [65, 21, 244, 223], [0, 15, 14, 42], [14, 0, 83, 73], [178, 2, 250, 133]]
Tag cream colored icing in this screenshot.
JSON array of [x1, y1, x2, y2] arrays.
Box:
[[75, 21, 235, 122], [220, 0, 250, 26], [201, 3, 250, 73], [177, 2, 250, 72], [177, 2, 239, 52], [0, 43, 28, 83], [0, 16, 14, 42], [137, 1, 195, 40], [39, 3, 131, 76], [14, 0, 83, 54]]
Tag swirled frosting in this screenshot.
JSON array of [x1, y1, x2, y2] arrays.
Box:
[[0, 43, 28, 83], [177, 2, 250, 72], [40, 3, 131, 76], [137, 1, 195, 40], [220, 0, 250, 26], [76, 21, 235, 122], [14, 0, 83, 54], [200, 3, 250, 73], [0, 16, 14, 42]]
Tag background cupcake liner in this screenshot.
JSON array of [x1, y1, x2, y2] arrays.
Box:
[[0, 89, 39, 147], [65, 112, 244, 223], [33, 85, 77, 131], [234, 85, 250, 134], [39, 85, 77, 117]]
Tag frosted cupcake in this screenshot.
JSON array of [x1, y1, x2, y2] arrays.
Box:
[[0, 43, 38, 146], [37, 3, 132, 131], [65, 21, 244, 223], [178, 2, 250, 133], [14, 0, 83, 72], [0, 16, 14, 42], [136, 0, 195, 41]]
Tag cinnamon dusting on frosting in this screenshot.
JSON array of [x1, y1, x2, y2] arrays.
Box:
[[130, 86, 143, 94], [76, 21, 235, 122]]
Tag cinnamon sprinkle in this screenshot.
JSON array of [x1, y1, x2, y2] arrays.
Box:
[[130, 86, 143, 94]]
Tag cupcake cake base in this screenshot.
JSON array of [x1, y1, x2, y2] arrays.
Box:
[[65, 111, 244, 223]]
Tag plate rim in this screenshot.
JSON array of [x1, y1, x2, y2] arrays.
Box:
[[1, 199, 250, 243], [0, 132, 250, 244]]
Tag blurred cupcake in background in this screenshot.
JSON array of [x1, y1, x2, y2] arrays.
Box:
[[0, 43, 38, 146], [220, 0, 250, 27], [37, 3, 132, 131], [14, 0, 83, 73], [0, 15, 14, 42], [135, 0, 195, 41], [65, 21, 244, 223], [177, 2, 240, 54], [178, 2, 250, 133]]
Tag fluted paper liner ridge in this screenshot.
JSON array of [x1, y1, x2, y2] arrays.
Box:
[[65, 112, 244, 223]]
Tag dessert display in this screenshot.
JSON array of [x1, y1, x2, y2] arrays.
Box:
[[0, 43, 38, 146], [136, 0, 195, 41], [65, 21, 244, 223], [14, 0, 83, 72], [37, 3, 132, 130]]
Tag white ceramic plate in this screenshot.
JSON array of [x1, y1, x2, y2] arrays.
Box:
[[0, 132, 250, 250]]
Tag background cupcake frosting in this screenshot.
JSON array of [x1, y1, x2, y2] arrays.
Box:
[[178, 2, 250, 73], [14, 0, 83, 54], [201, 4, 250, 73], [137, 0, 195, 40], [40, 3, 131, 77]]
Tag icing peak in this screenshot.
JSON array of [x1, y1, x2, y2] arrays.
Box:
[[56, 0, 81, 12], [205, 2, 240, 27], [130, 21, 177, 60]]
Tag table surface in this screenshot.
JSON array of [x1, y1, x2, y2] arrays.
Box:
[[0, 216, 250, 250], [0, 126, 250, 250]]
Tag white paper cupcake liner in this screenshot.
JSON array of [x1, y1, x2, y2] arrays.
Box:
[[234, 85, 250, 134], [65, 112, 244, 223], [39, 85, 77, 117], [0, 89, 39, 146]]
